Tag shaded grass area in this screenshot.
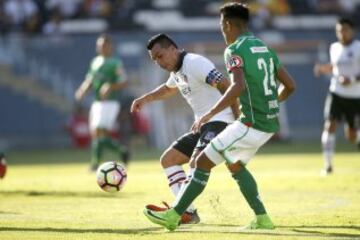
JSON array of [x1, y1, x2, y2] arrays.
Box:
[[5, 140, 358, 165]]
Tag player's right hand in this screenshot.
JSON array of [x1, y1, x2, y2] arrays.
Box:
[[313, 63, 322, 77], [313, 63, 332, 77], [130, 98, 146, 113]]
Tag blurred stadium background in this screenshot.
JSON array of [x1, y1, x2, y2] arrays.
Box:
[[1, 0, 360, 151]]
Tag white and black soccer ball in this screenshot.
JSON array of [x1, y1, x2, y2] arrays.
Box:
[[96, 161, 127, 192]]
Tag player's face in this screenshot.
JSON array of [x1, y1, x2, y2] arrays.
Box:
[[149, 43, 178, 71], [96, 38, 113, 56], [336, 23, 354, 45], [220, 15, 233, 45]]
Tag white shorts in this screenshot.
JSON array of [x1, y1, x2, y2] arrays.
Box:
[[89, 101, 120, 131], [204, 121, 273, 165]]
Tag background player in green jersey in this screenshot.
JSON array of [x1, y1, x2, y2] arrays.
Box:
[[75, 34, 129, 171], [143, 2, 296, 231]]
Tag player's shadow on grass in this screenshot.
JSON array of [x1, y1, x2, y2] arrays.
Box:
[[0, 190, 143, 198], [0, 227, 163, 235], [181, 223, 360, 238], [277, 225, 360, 231]]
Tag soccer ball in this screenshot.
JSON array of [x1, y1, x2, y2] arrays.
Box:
[[96, 161, 127, 192]]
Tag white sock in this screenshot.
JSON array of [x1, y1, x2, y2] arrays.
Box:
[[321, 131, 335, 169], [357, 130, 360, 144], [164, 166, 186, 197], [173, 168, 196, 213]]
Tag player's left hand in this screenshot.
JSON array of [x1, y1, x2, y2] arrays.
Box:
[[100, 83, 112, 99], [191, 112, 213, 133]]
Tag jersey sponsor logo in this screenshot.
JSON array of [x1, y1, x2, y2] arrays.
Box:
[[250, 46, 269, 53], [226, 55, 243, 71], [267, 113, 279, 119], [268, 100, 279, 109]]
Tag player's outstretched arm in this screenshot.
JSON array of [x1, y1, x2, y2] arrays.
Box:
[[100, 81, 128, 99], [192, 68, 245, 132], [277, 66, 296, 102], [313, 63, 332, 77], [130, 84, 178, 113], [216, 77, 241, 119], [75, 77, 92, 101]]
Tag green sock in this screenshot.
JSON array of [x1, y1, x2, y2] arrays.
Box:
[[232, 167, 266, 215], [102, 137, 125, 154], [91, 138, 104, 166], [173, 168, 210, 215]]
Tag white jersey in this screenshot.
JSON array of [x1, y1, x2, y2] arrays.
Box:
[[329, 40, 360, 98], [166, 53, 234, 123]]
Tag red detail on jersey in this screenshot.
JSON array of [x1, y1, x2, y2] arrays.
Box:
[[226, 55, 243, 72], [244, 122, 253, 127]]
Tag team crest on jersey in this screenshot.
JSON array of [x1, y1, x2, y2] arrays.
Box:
[[175, 73, 191, 95], [226, 55, 243, 71], [175, 73, 188, 83]]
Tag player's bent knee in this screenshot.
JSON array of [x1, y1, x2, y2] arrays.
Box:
[[160, 148, 189, 168], [195, 152, 215, 171], [159, 150, 173, 168], [324, 120, 337, 133], [189, 158, 196, 168], [189, 149, 201, 168], [226, 162, 243, 174], [345, 129, 357, 144]]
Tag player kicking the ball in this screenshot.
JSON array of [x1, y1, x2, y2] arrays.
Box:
[[143, 2, 296, 231], [131, 33, 239, 224]]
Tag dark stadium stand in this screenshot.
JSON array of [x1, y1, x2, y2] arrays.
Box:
[[0, 85, 65, 136]]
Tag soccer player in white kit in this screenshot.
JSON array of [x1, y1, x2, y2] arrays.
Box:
[[314, 17, 360, 175], [131, 33, 239, 224]]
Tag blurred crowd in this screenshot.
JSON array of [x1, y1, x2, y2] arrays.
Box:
[[0, 0, 135, 34], [0, 0, 359, 35]]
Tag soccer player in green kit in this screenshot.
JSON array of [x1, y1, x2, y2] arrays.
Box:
[[143, 2, 296, 231], [75, 34, 129, 171]]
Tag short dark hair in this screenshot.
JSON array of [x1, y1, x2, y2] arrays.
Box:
[[147, 33, 178, 50], [97, 33, 112, 44], [337, 17, 355, 29], [220, 2, 250, 23]]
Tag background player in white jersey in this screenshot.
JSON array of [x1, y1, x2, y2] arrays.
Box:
[[131, 33, 239, 224], [314, 17, 360, 175]]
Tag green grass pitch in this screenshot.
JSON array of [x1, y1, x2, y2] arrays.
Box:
[[0, 142, 359, 240]]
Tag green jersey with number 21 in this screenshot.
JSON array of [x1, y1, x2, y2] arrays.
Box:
[[225, 32, 280, 133]]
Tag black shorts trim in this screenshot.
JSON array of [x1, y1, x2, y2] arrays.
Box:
[[171, 121, 228, 158], [324, 93, 360, 128]]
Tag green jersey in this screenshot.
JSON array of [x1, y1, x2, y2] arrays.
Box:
[[87, 56, 126, 100], [224, 32, 280, 133]]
